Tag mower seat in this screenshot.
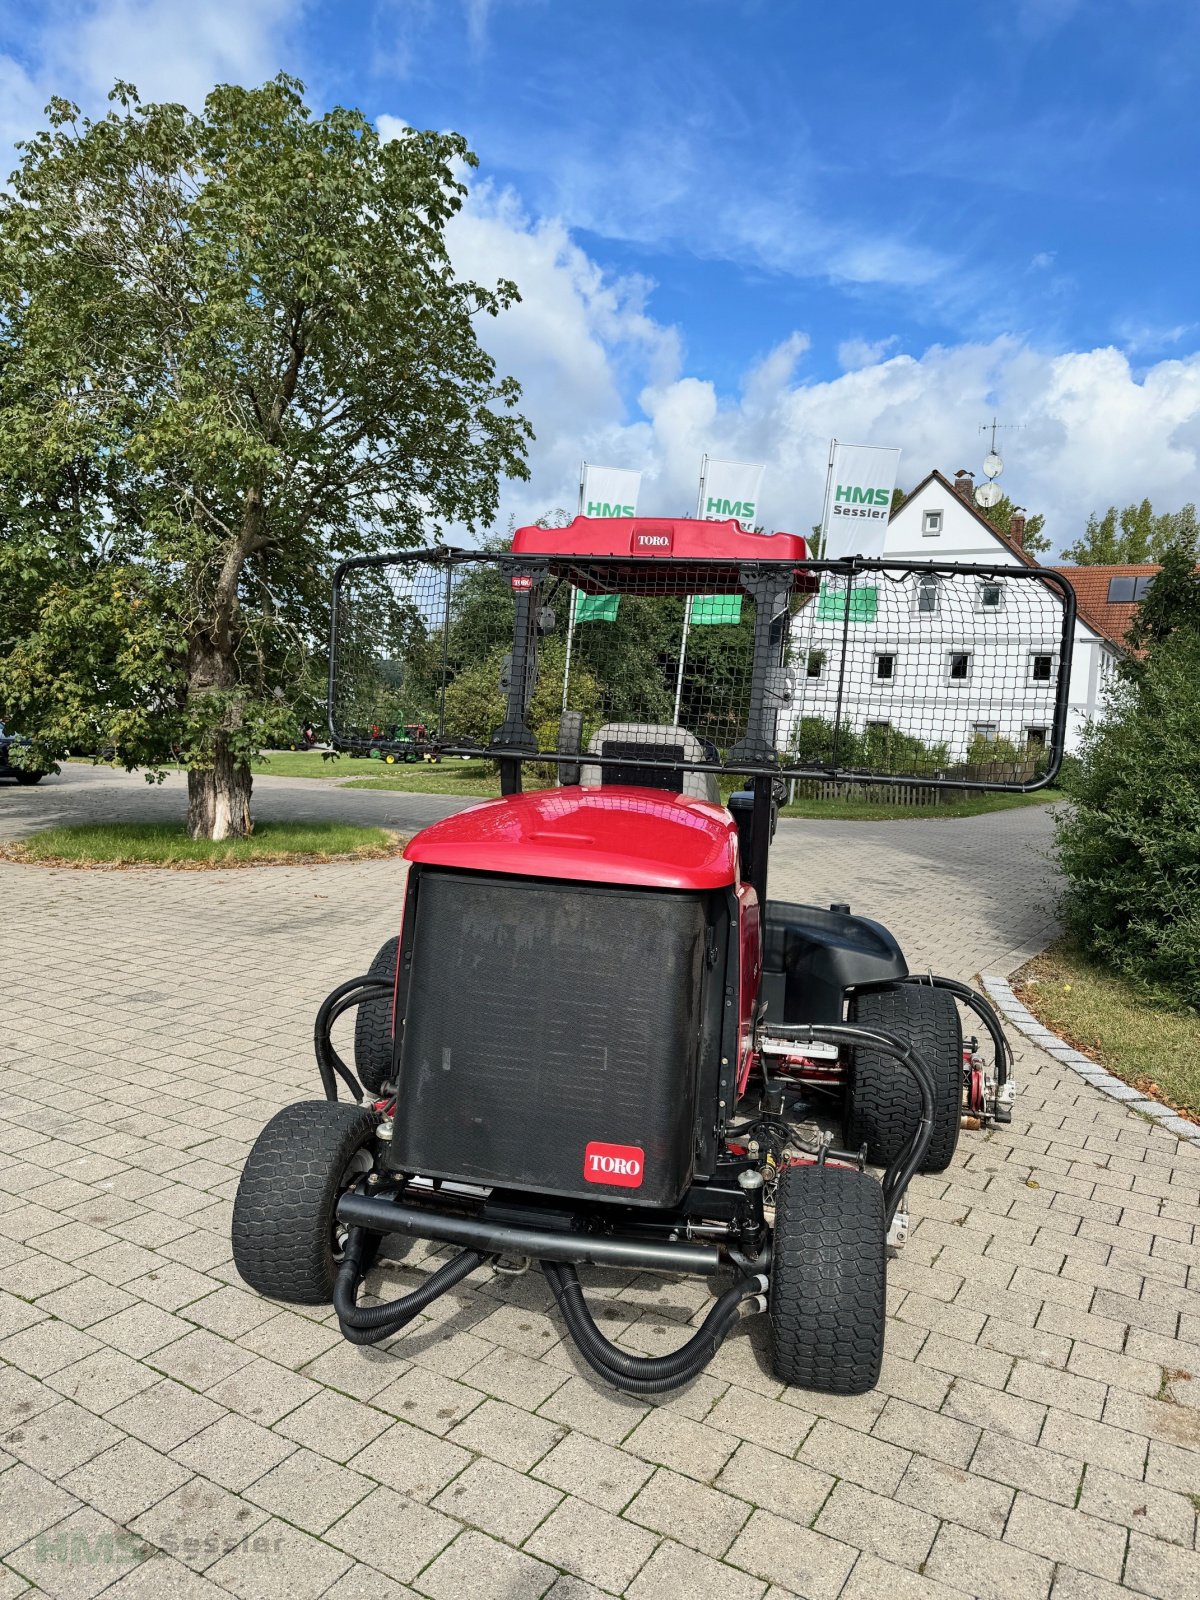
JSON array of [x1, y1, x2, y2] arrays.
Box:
[[579, 723, 720, 803]]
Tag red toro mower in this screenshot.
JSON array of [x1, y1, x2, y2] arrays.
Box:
[[233, 518, 1073, 1394]]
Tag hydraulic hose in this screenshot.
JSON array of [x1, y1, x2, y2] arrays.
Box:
[[901, 974, 1012, 1080], [763, 1021, 936, 1228], [334, 1226, 487, 1344], [543, 1261, 765, 1395], [313, 976, 395, 1103]]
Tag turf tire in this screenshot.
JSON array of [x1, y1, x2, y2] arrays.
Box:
[[231, 1100, 378, 1304], [354, 936, 399, 1095], [845, 982, 963, 1173], [769, 1163, 886, 1394]]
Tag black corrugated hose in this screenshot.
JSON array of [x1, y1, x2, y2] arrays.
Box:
[[313, 976, 394, 1102], [543, 1261, 766, 1395], [334, 1226, 488, 1345]]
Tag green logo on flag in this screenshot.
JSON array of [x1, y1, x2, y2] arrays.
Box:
[[586, 500, 636, 518], [816, 584, 878, 621], [833, 484, 890, 506], [705, 497, 756, 521], [575, 592, 620, 623], [690, 595, 743, 625]]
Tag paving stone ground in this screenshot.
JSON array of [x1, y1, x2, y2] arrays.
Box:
[[1, 769, 1197, 1598]]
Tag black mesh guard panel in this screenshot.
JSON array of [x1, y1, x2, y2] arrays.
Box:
[[389, 871, 709, 1207]]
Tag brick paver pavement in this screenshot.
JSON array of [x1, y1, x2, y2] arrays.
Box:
[[2, 772, 1197, 1598]]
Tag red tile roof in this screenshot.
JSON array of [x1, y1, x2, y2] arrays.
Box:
[[1049, 564, 1160, 649]]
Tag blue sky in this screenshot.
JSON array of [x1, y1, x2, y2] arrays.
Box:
[[2, 0, 1199, 546]]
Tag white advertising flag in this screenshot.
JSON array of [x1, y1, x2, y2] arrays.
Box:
[[698, 457, 764, 531], [820, 442, 901, 560], [579, 463, 642, 518]]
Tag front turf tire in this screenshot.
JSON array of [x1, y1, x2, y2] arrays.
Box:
[[769, 1163, 886, 1395], [232, 1101, 379, 1304], [354, 936, 399, 1096], [846, 982, 963, 1173]]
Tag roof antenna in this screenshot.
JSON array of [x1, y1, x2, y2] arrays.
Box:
[[975, 416, 1023, 509]]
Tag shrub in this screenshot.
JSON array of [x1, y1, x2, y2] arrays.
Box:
[[1055, 625, 1200, 1007]]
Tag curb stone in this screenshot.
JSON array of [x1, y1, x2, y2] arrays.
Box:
[[980, 972, 1200, 1148]]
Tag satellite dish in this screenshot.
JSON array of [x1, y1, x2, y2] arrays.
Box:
[[975, 481, 1003, 509], [983, 451, 1003, 480]]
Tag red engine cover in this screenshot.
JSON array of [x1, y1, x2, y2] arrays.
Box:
[[404, 786, 740, 890]]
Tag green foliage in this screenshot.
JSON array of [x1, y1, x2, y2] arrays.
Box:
[[1124, 527, 1200, 659], [1056, 624, 1200, 1008], [981, 495, 1050, 558], [785, 716, 948, 775], [1061, 500, 1199, 565], [963, 733, 1046, 779], [0, 76, 530, 831]]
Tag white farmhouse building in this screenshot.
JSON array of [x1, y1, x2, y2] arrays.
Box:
[[782, 469, 1127, 763]]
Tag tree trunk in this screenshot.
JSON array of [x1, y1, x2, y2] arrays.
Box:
[[186, 635, 253, 841], [187, 740, 253, 840]]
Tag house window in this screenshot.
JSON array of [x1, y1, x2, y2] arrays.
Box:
[[1030, 653, 1054, 683], [1026, 727, 1047, 748], [922, 510, 943, 537], [1107, 574, 1156, 603], [916, 574, 940, 614], [875, 653, 896, 681], [948, 651, 972, 681], [976, 581, 1004, 610], [973, 723, 998, 742], [806, 650, 825, 678]]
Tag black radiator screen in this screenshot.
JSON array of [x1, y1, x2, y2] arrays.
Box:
[[390, 870, 708, 1206]]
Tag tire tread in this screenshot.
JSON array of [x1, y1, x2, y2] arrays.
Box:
[[845, 983, 962, 1173], [769, 1164, 886, 1394], [231, 1100, 377, 1304]]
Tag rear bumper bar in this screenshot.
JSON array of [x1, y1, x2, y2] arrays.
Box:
[[336, 1190, 724, 1276]]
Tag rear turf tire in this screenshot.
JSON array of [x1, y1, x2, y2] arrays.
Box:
[[354, 936, 399, 1096], [769, 1163, 886, 1394], [231, 1101, 378, 1304], [845, 983, 963, 1173]]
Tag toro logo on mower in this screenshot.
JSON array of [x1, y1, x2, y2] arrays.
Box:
[[631, 529, 673, 553], [584, 1141, 645, 1188]]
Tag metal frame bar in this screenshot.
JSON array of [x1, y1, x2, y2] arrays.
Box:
[[328, 550, 1077, 793]]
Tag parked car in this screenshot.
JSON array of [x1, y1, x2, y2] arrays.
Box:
[[0, 726, 45, 785]]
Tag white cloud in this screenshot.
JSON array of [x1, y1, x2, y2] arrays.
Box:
[[446, 185, 1200, 550], [0, 0, 303, 151], [837, 335, 900, 372]]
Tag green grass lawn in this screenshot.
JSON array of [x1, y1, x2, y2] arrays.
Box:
[[250, 749, 353, 778], [1, 820, 401, 868], [777, 789, 1058, 821], [338, 760, 502, 796], [1014, 940, 1199, 1120], [83, 748, 1061, 820]]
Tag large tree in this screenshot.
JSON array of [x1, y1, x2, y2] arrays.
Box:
[[981, 494, 1050, 558], [1061, 500, 1199, 565], [0, 77, 530, 836]]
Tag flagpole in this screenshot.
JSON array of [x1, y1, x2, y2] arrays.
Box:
[[817, 438, 836, 559], [673, 456, 708, 725], [562, 585, 577, 715], [562, 462, 588, 715]]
